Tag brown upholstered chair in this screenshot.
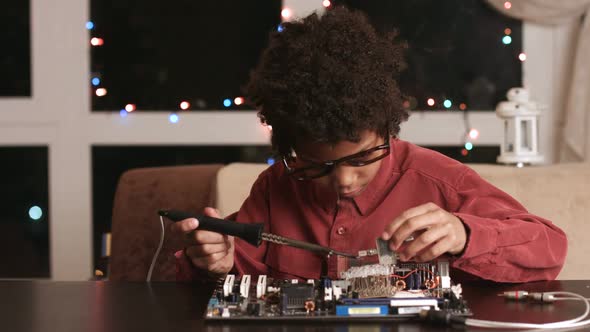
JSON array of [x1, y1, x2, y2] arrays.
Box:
[[109, 164, 224, 281]]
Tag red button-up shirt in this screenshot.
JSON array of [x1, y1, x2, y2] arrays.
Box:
[[177, 139, 567, 283]]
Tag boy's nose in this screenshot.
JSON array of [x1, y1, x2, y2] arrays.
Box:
[[330, 165, 356, 189]]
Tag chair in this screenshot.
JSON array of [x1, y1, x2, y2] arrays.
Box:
[[109, 164, 223, 281]]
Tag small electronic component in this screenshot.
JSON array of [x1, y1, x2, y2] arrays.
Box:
[[376, 238, 396, 266]]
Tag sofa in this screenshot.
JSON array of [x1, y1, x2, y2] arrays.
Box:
[[110, 162, 590, 281]]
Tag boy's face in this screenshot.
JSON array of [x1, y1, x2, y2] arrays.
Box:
[[295, 130, 387, 198]]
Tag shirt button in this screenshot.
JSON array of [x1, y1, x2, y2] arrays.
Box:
[[337, 227, 346, 235]]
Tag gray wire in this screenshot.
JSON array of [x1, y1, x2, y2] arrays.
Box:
[[146, 215, 165, 282]]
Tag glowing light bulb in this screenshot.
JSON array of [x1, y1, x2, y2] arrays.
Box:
[[402, 100, 410, 109], [504, 1, 512, 9], [516, 162, 524, 168], [267, 157, 275, 165], [91, 77, 101, 86], [267, 125, 273, 131], [86, 21, 94, 30], [519, 53, 527, 62], [234, 97, 244, 105], [281, 8, 292, 19], [461, 149, 468, 156], [169, 113, 179, 123], [223, 99, 232, 107], [459, 103, 467, 111], [90, 37, 104, 46], [323, 0, 331, 7], [277, 24, 284, 32], [465, 142, 473, 151], [504, 28, 512, 35], [443, 99, 452, 108], [469, 128, 480, 140], [95, 88, 107, 97], [427, 98, 435, 107], [180, 101, 190, 110], [502, 35, 512, 45], [119, 109, 128, 118], [125, 104, 136, 112], [29, 206, 43, 220]]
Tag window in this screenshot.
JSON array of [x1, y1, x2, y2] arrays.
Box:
[[90, 0, 281, 111], [332, 0, 522, 111], [0, 0, 31, 97], [0, 147, 49, 278]]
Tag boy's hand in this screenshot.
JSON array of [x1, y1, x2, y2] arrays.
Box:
[[381, 202, 467, 262], [170, 207, 234, 277]]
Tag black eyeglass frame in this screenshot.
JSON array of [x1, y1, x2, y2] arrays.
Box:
[[282, 141, 391, 181]]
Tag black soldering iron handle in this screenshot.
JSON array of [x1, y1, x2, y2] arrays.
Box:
[[158, 209, 263, 247]]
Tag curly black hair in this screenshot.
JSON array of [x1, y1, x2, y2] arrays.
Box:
[[244, 6, 408, 156]]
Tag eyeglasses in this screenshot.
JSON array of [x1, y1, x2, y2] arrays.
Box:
[[282, 141, 390, 180]]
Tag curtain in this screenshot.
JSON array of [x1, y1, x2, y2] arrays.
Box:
[[487, 0, 590, 162]]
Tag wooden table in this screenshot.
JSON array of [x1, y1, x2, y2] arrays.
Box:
[[1, 280, 589, 332]]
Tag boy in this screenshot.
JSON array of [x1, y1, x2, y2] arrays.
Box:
[[172, 7, 566, 283]]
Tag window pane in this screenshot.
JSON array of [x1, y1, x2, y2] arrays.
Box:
[[0, 147, 49, 278], [0, 0, 31, 97], [332, 0, 522, 111], [92, 145, 273, 272], [90, 1, 281, 111]]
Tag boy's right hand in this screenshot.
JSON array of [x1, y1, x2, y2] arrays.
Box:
[[170, 207, 234, 277]]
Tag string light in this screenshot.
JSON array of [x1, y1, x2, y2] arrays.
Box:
[[461, 149, 469, 156], [468, 128, 480, 140], [29, 206, 43, 221], [465, 142, 473, 151], [402, 100, 410, 109], [95, 88, 107, 97], [443, 99, 452, 108], [267, 157, 275, 165], [169, 113, 179, 124], [504, 28, 512, 35], [459, 103, 467, 111], [125, 104, 136, 112], [277, 24, 284, 32], [281, 8, 293, 20], [91, 77, 101, 86], [427, 98, 435, 107], [86, 21, 95, 30], [90, 37, 104, 46], [519, 53, 527, 62], [223, 99, 232, 107], [234, 97, 244, 105], [504, 1, 512, 9], [323, 0, 331, 7], [119, 109, 128, 118], [180, 101, 190, 110], [502, 35, 512, 45]]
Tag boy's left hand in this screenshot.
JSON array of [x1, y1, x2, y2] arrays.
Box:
[[381, 202, 467, 262]]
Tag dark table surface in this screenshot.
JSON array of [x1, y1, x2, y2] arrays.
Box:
[[1, 279, 589, 332]]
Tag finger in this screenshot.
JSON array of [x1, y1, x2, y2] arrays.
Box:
[[170, 218, 199, 234], [397, 224, 449, 261], [185, 243, 230, 258], [382, 202, 440, 240], [203, 207, 222, 218], [190, 251, 230, 270], [189, 229, 227, 245], [413, 237, 452, 262], [391, 209, 446, 249]]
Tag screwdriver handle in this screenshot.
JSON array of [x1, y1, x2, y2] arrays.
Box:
[[158, 209, 263, 247]]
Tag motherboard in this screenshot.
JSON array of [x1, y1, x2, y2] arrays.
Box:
[[204, 239, 471, 322]]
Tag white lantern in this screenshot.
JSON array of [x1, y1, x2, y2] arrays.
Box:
[[496, 88, 544, 165]]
